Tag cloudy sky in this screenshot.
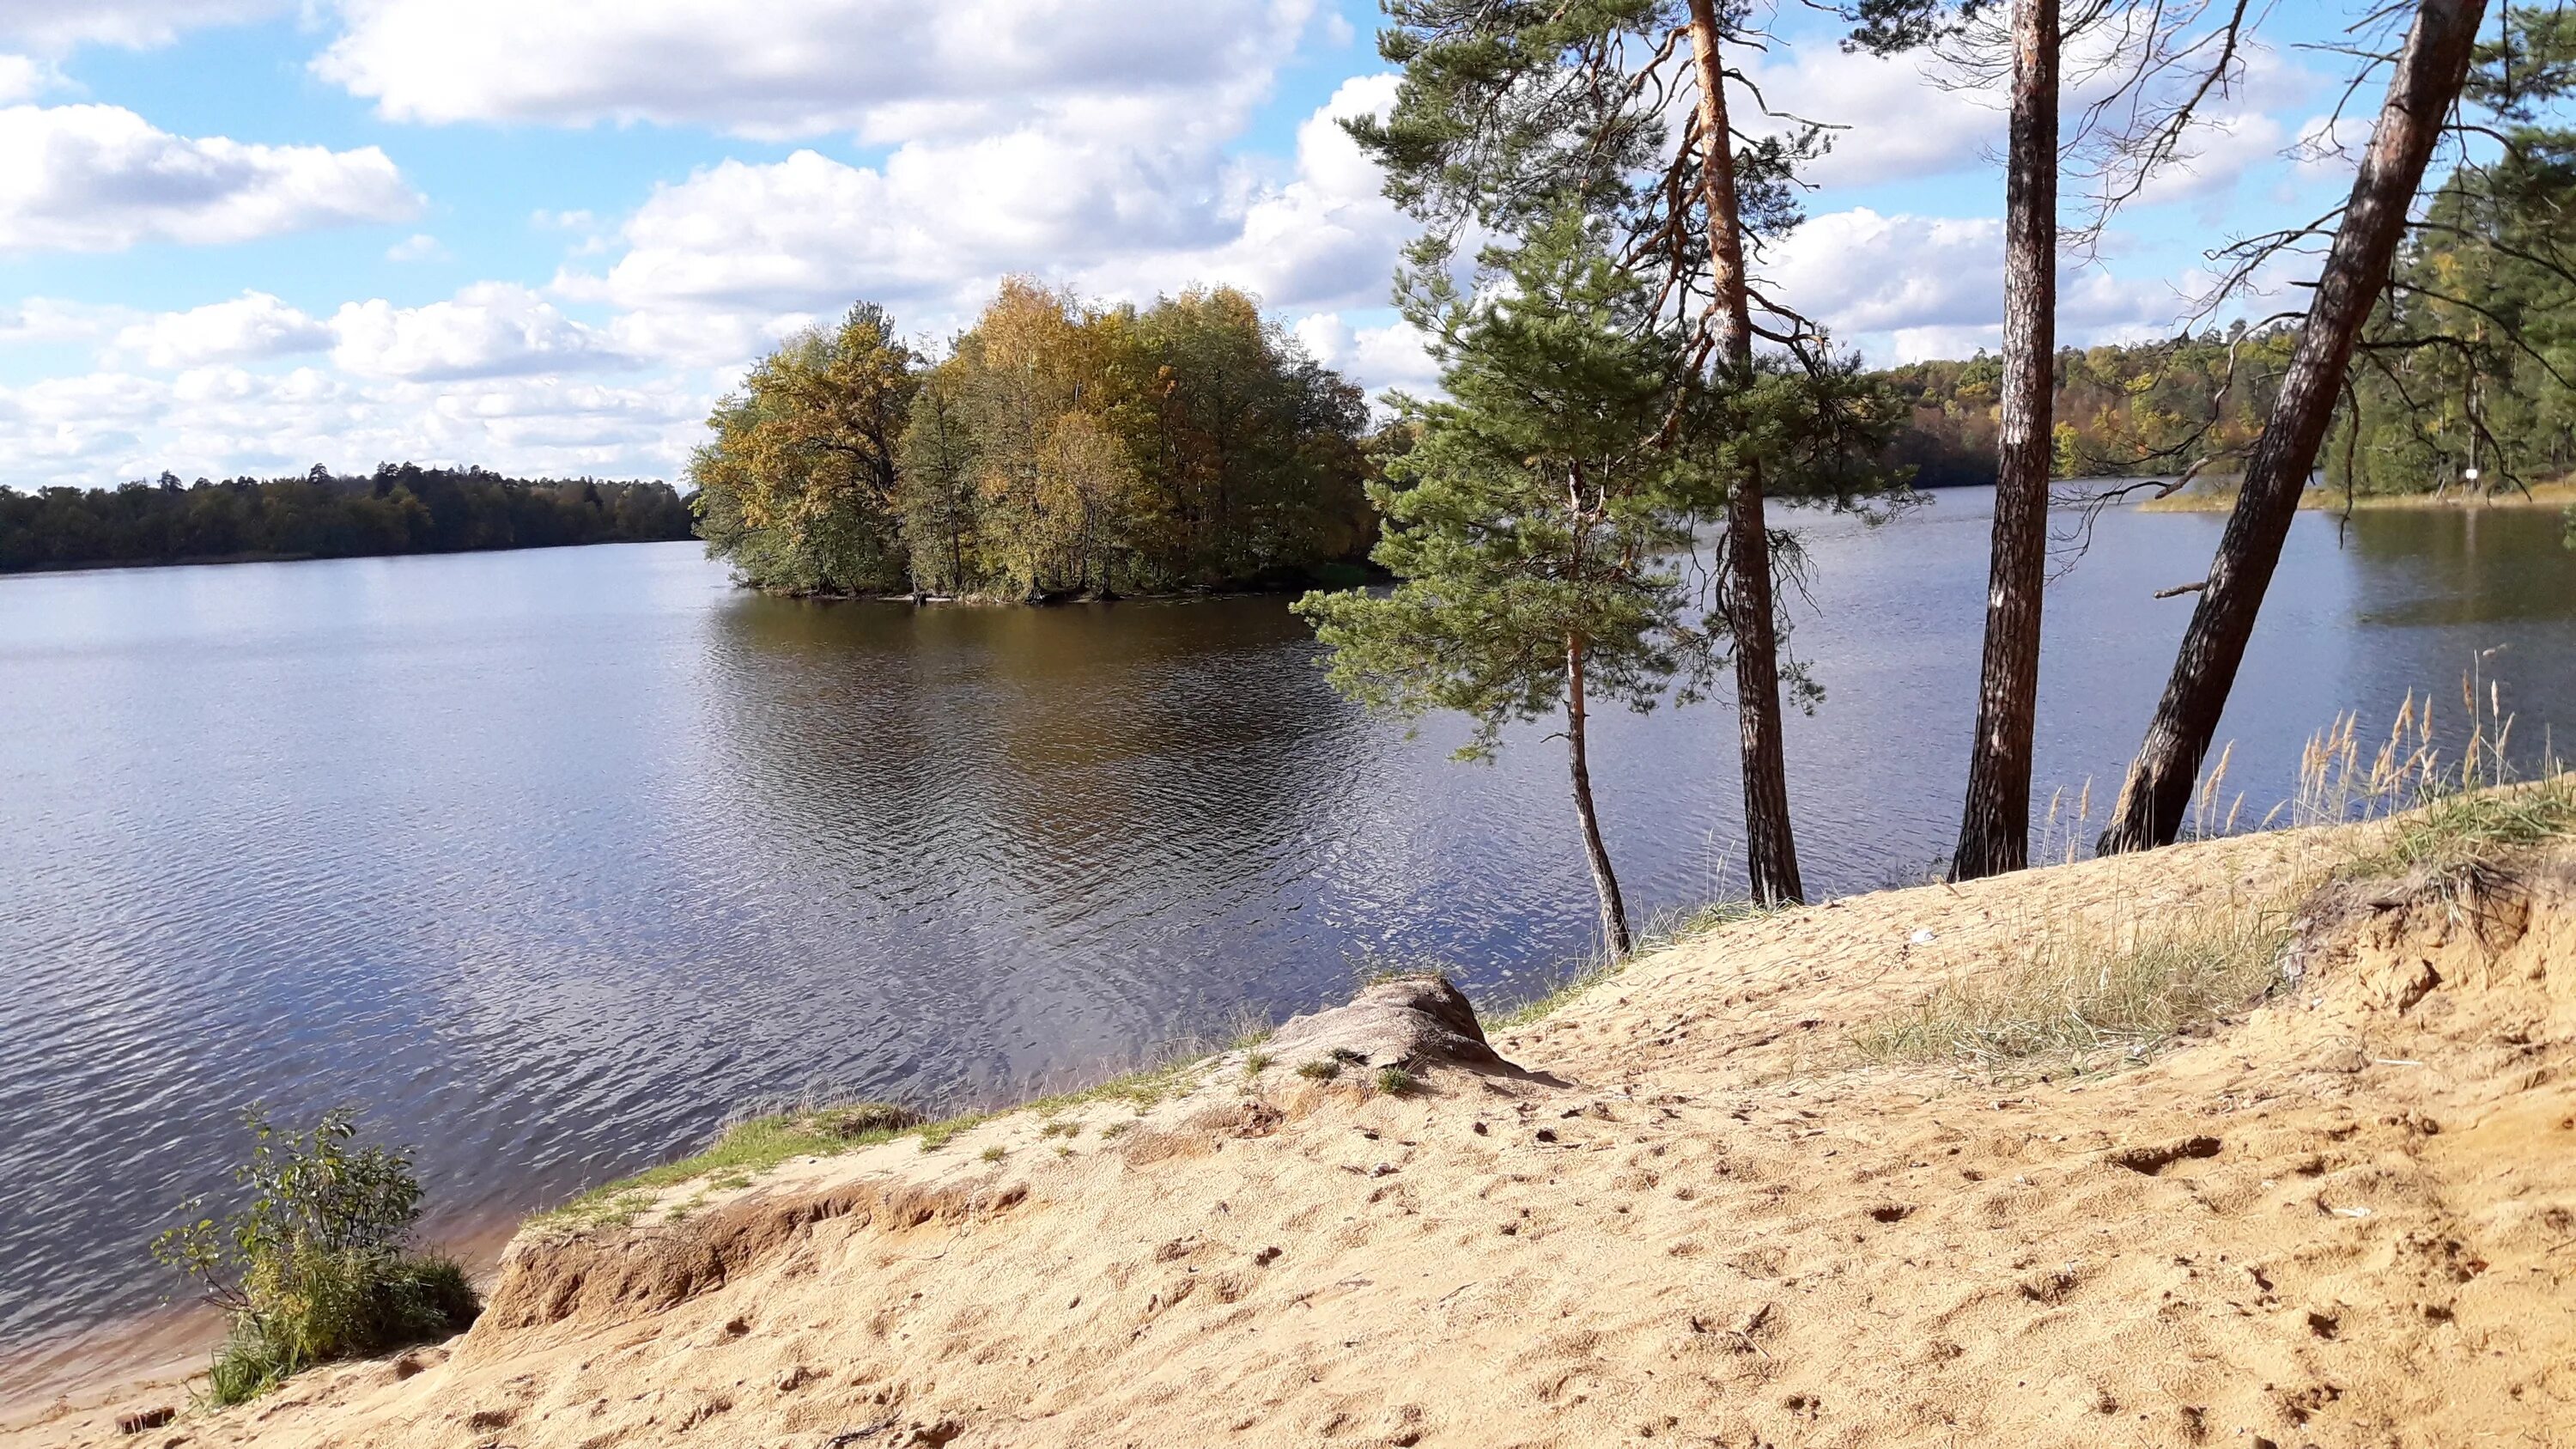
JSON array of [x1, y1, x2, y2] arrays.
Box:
[[0, 0, 2384, 490]]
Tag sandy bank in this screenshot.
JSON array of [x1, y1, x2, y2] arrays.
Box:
[[10, 817, 2575, 1447]]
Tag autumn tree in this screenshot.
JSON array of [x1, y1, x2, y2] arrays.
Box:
[[2336, 11, 2576, 499], [698, 280, 1373, 600], [896, 372, 982, 596], [693, 303, 920, 594]]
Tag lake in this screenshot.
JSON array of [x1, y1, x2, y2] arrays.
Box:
[[2, 490, 2569, 1359]]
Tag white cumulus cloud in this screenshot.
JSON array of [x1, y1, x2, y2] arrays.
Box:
[[0, 1, 288, 54], [315, 0, 1315, 141], [112, 291, 333, 368], [0, 103, 419, 253], [0, 54, 67, 102], [385, 232, 447, 262], [0, 366, 704, 486], [1291, 311, 1439, 399], [330, 283, 636, 381], [560, 70, 1417, 370], [1741, 43, 2002, 190], [0, 296, 136, 345], [1768, 207, 2181, 361], [1074, 74, 1410, 314]]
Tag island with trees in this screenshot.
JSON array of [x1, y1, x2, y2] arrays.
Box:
[[689, 282, 1382, 600]]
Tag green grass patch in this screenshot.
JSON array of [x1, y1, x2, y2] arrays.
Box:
[[204, 1251, 476, 1406], [531, 1103, 920, 1228], [1851, 903, 2295, 1078], [2346, 775, 2576, 898], [528, 1011, 1270, 1228], [915, 1112, 991, 1153]]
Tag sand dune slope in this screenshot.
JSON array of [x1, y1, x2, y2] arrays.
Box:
[[13, 827, 2576, 1448]]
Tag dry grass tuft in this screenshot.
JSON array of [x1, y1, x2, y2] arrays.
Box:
[[1852, 903, 2295, 1077]]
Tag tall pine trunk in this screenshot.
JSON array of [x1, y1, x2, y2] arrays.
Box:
[[1951, 0, 2061, 881], [2099, 0, 2487, 853], [1686, 0, 1803, 905], [1567, 636, 1635, 957]]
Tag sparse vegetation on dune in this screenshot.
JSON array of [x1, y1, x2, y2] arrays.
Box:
[[2349, 772, 2576, 897], [1850, 900, 2300, 1078], [532, 1022, 1284, 1231]]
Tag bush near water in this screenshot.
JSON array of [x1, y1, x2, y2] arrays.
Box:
[[152, 1109, 477, 1406]]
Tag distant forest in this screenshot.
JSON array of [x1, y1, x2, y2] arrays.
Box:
[[1876, 326, 2292, 489], [0, 465, 695, 574], [1885, 130, 2576, 497]]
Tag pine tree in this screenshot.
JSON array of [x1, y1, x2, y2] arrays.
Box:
[[1296, 217, 1715, 957]]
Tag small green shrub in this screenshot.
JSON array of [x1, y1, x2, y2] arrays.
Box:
[[1296, 1058, 1340, 1081], [154, 1108, 478, 1405], [1242, 1050, 1274, 1076], [1372, 1066, 1417, 1096]]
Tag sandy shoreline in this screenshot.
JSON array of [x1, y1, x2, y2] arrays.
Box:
[[9, 816, 2573, 1446]]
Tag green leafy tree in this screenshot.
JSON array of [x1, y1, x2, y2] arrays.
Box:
[[153, 1108, 477, 1405], [1297, 218, 1712, 955], [694, 279, 1374, 600]]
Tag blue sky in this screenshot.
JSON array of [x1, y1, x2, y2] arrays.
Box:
[[0, 0, 2421, 489]]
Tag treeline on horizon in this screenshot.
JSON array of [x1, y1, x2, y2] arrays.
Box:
[[1881, 131, 2576, 496], [0, 465, 695, 574], [691, 281, 1378, 600]]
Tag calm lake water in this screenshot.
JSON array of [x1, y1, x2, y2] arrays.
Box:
[[2, 490, 2570, 1354]]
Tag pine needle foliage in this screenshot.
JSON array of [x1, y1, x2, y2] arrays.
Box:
[[1294, 215, 1715, 758]]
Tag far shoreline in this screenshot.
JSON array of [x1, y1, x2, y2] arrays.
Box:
[[2141, 479, 2576, 514], [0, 537, 693, 582]]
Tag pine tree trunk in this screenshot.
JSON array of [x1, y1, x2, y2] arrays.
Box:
[[1686, 0, 1803, 905], [2099, 0, 2487, 854], [1951, 0, 2061, 882], [1567, 636, 1635, 958]]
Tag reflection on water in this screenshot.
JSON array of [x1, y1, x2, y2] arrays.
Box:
[[1, 495, 2568, 1355]]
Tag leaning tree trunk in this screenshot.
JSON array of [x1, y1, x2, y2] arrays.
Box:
[[2099, 0, 2488, 853], [1567, 636, 1635, 957], [1686, 0, 1803, 905], [1951, 0, 2062, 882]]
